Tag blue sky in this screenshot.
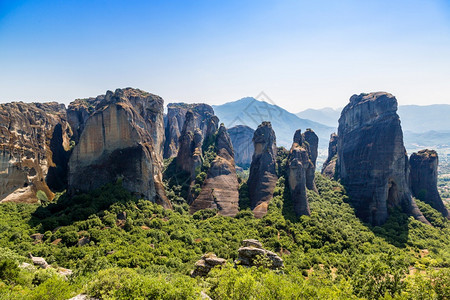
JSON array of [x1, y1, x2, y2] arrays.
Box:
[[0, 0, 449, 111]]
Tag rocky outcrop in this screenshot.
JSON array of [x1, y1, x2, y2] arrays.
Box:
[[287, 129, 318, 216], [68, 88, 170, 208], [191, 253, 226, 277], [247, 122, 278, 218], [336, 92, 428, 225], [321, 133, 338, 178], [236, 239, 283, 269], [67, 97, 103, 144], [190, 124, 239, 216], [302, 129, 318, 192], [409, 150, 449, 218], [164, 103, 218, 159], [0, 102, 72, 203], [228, 125, 255, 167]]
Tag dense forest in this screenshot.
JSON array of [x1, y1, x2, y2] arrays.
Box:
[[0, 159, 449, 299]]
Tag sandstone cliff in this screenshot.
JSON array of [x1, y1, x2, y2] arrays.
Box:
[[190, 124, 239, 216], [409, 149, 449, 218], [67, 97, 103, 143], [68, 88, 170, 208], [164, 103, 217, 159], [336, 92, 428, 225], [0, 102, 72, 203], [228, 125, 254, 168], [247, 122, 278, 218], [321, 133, 338, 178], [286, 129, 318, 216]]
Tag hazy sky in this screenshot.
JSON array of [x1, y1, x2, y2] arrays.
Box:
[[1, 0, 449, 112]]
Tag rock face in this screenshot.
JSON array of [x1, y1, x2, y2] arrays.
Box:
[[190, 124, 239, 216], [175, 105, 219, 202], [321, 133, 338, 178], [410, 150, 449, 218], [228, 125, 255, 167], [236, 239, 283, 269], [287, 129, 318, 216], [191, 253, 226, 277], [68, 88, 170, 208], [336, 92, 428, 225], [164, 103, 218, 159], [67, 97, 103, 144], [247, 122, 278, 218], [0, 102, 72, 203]]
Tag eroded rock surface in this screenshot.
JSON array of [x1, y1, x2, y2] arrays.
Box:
[[228, 125, 254, 167], [191, 253, 226, 277], [287, 129, 318, 216], [336, 92, 428, 225], [0, 102, 72, 203], [190, 124, 239, 216], [67, 97, 103, 144], [321, 133, 338, 178], [410, 149, 449, 218], [68, 88, 170, 208], [247, 122, 278, 218], [164, 103, 218, 159], [237, 239, 283, 269]]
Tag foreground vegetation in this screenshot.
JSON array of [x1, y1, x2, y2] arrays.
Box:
[[0, 174, 449, 299]]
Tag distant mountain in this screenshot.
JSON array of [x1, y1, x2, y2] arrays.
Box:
[[296, 104, 450, 151], [398, 105, 450, 133], [297, 104, 450, 133], [213, 97, 334, 148], [296, 107, 341, 128]]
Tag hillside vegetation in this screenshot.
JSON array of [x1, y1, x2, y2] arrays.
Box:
[[0, 173, 449, 299]]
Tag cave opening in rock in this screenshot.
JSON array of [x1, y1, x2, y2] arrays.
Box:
[[387, 179, 398, 208]]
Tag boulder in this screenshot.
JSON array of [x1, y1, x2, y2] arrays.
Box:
[[236, 239, 283, 269], [409, 149, 449, 218], [29, 254, 49, 269], [190, 124, 239, 216], [191, 253, 226, 277], [68, 88, 170, 208], [228, 125, 255, 168], [0, 102, 72, 203], [336, 92, 428, 225], [247, 122, 278, 218], [321, 133, 338, 178]]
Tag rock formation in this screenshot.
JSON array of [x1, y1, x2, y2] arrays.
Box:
[[409, 149, 449, 218], [321, 133, 338, 178], [247, 122, 278, 218], [286, 129, 318, 216], [191, 253, 226, 277], [68, 88, 170, 208], [228, 125, 255, 167], [236, 239, 284, 269], [336, 92, 428, 225], [190, 124, 239, 216], [164, 103, 218, 159], [67, 97, 103, 144], [0, 102, 72, 203]]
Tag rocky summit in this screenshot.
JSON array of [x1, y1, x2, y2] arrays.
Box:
[[336, 92, 428, 226], [228, 125, 254, 167], [0, 102, 72, 203], [190, 124, 239, 216], [286, 129, 318, 216], [247, 121, 278, 218], [410, 149, 449, 218], [68, 88, 171, 208]]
